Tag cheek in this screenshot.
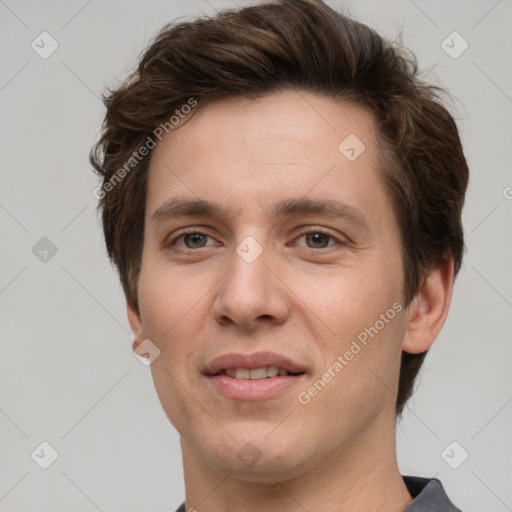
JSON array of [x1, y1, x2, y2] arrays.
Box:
[[299, 298, 406, 438], [303, 259, 406, 402], [138, 257, 201, 332], [137, 269, 203, 429], [303, 260, 404, 342], [137, 267, 196, 370]]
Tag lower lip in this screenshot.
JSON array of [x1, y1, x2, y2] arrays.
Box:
[[206, 374, 304, 400]]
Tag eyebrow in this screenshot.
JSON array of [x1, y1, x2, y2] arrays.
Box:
[[150, 197, 369, 230]]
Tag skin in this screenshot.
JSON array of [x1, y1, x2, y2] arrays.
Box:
[[127, 90, 454, 512]]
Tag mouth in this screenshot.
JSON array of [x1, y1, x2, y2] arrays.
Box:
[[209, 367, 305, 379], [203, 352, 307, 400]]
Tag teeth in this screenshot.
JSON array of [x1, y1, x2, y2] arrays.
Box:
[[249, 368, 267, 380], [235, 368, 250, 380], [227, 366, 290, 379], [267, 366, 279, 377]]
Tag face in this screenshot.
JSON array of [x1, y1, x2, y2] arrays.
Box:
[[129, 90, 409, 480]]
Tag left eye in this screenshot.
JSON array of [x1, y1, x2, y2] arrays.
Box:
[[296, 230, 339, 249]]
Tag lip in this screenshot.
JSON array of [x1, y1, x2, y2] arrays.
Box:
[[207, 374, 305, 400], [203, 351, 306, 376], [203, 351, 307, 401]]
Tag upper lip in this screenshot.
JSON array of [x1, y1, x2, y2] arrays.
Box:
[[203, 351, 306, 376]]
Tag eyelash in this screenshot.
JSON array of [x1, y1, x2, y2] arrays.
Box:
[[166, 227, 346, 252]]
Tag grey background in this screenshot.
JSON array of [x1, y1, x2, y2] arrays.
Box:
[[1, 0, 511, 510]]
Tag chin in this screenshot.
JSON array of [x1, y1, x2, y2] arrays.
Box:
[[194, 424, 314, 481]]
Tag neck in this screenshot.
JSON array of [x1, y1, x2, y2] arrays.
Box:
[[180, 414, 412, 512]]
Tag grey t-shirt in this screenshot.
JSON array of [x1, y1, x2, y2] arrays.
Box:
[[174, 476, 462, 511], [403, 476, 462, 511]]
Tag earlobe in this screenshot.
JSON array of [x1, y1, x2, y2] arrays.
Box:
[[402, 258, 454, 354], [126, 297, 144, 351]]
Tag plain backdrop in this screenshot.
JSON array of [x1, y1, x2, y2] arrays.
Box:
[[1, 0, 511, 511]]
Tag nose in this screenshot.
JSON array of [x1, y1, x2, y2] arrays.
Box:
[[211, 241, 291, 332]]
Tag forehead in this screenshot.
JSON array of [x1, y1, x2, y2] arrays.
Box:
[[145, 90, 389, 224]]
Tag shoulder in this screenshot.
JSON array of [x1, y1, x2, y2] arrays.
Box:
[[403, 475, 463, 512]]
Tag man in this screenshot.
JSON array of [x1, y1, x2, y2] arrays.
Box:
[[90, 1, 468, 510]]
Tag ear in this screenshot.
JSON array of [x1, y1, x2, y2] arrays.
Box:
[[127, 297, 145, 352], [402, 258, 454, 354]]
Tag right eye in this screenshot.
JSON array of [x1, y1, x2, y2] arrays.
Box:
[[167, 230, 219, 250]]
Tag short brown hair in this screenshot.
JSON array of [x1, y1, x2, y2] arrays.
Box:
[[90, 0, 469, 416]]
